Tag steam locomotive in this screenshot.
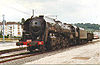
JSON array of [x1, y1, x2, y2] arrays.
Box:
[[16, 15, 93, 52]]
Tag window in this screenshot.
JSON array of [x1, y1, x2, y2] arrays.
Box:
[[9, 27, 12, 30], [18, 32, 21, 35]]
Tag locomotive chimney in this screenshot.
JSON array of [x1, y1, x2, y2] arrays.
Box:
[[39, 15, 44, 18], [64, 23, 67, 25]]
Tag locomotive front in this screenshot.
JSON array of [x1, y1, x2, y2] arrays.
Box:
[[16, 16, 46, 52], [29, 16, 46, 38]]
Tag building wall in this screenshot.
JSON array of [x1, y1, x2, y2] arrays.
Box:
[[0, 23, 22, 37]]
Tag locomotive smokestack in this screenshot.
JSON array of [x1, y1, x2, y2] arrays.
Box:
[[63, 23, 67, 25], [39, 15, 44, 18]]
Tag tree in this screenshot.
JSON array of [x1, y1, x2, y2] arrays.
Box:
[[21, 18, 25, 25], [74, 23, 100, 31], [0, 31, 2, 35]]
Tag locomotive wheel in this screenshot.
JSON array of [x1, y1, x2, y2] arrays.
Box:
[[39, 45, 46, 52], [65, 41, 69, 48], [45, 37, 52, 51], [62, 39, 66, 48], [46, 37, 57, 51], [54, 38, 61, 50], [58, 38, 62, 49], [52, 46, 56, 50], [27, 46, 34, 53], [57, 44, 61, 49], [60, 38, 69, 48]]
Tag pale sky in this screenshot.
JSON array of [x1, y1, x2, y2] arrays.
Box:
[[0, 0, 100, 24]]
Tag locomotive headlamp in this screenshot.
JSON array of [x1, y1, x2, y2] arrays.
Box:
[[38, 41, 44, 45], [50, 33, 52, 36], [39, 42, 42, 44]]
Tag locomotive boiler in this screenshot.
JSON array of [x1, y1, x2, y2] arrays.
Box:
[[16, 15, 93, 52]]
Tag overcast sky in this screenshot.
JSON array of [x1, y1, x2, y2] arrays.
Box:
[[0, 0, 100, 24]]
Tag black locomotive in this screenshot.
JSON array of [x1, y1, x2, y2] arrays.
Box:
[[16, 15, 93, 52]]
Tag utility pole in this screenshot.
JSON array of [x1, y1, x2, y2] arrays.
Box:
[[2, 14, 6, 43], [32, 9, 34, 17], [55, 15, 57, 20]]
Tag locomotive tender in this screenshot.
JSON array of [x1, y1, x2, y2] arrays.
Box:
[[16, 15, 93, 52]]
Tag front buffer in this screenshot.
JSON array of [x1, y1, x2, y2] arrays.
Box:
[[16, 40, 45, 52]]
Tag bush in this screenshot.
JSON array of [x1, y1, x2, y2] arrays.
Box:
[[11, 36, 22, 38], [0, 35, 3, 38], [0, 35, 9, 38]]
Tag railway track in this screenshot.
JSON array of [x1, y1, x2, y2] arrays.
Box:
[[0, 50, 48, 64], [0, 47, 27, 55], [0, 52, 30, 63], [0, 39, 100, 64]]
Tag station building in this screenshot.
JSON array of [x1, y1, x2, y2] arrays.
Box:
[[0, 22, 22, 37]]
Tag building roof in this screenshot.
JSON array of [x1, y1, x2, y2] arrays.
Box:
[[0, 22, 20, 25]]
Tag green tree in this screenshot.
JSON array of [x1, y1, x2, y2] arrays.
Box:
[[21, 18, 25, 25], [74, 23, 100, 31]]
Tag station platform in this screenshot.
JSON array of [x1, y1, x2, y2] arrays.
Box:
[[0, 42, 26, 51]]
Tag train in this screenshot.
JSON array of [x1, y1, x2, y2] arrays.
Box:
[[16, 15, 94, 52]]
